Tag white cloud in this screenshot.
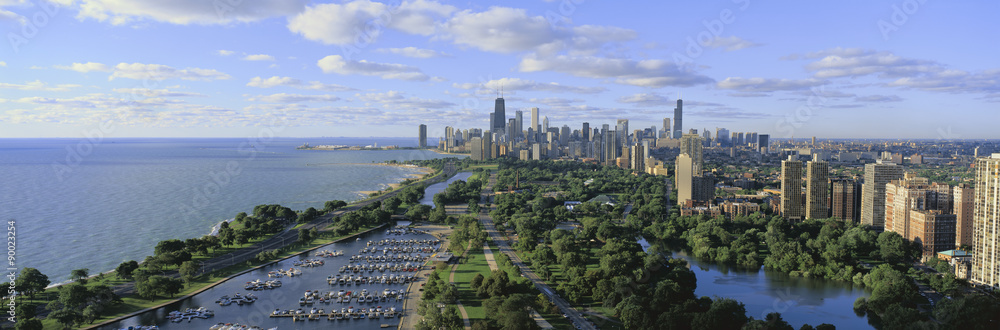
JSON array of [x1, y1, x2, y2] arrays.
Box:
[[247, 76, 357, 92], [0, 61, 6, 67], [716, 77, 828, 92], [704, 36, 761, 52], [616, 93, 670, 107], [54, 62, 112, 73], [519, 55, 713, 87], [317, 55, 429, 81], [110, 63, 231, 81], [111, 88, 206, 98], [855, 95, 902, 103], [72, 0, 307, 25], [0, 0, 28, 24], [375, 47, 449, 58], [216, 50, 235, 56], [248, 93, 341, 103], [442, 7, 634, 54], [452, 78, 605, 94], [356, 90, 454, 109], [0, 80, 80, 91], [243, 54, 275, 61], [287, 0, 456, 45], [526, 97, 582, 107], [803, 48, 939, 78]]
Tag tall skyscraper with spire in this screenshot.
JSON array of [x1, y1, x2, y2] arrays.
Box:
[[493, 88, 505, 133], [673, 98, 683, 139]]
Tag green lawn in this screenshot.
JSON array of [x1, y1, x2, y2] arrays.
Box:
[[453, 246, 492, 322]]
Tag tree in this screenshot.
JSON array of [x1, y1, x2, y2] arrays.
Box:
[[154, 239, 186, 256], [70, 268, 89, 284], [933, 294, 1000, 330], [179, 261, 199, 283], [877, 231, 909, 264], [692, 298, 748, 330], [14, 268, 49, 298], [49, 308, 82, 329], [298, 228, 312, 244], [15, 303, 37, 320], [325, 200, 347, 212], [14, 318, 43, 330], [470, 273, 485, 290]]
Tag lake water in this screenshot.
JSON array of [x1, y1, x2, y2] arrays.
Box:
[[102, 228, 437, 330], [636, 238, 872, 329], [0, 138, 465, 283], [418, 172, 474, 206]]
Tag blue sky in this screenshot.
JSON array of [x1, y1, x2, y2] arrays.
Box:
[[0, 0, 997, 139]]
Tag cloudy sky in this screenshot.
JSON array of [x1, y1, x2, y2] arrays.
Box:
[[1, 0, 997, 139]]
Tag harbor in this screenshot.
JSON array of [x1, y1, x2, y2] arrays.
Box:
[[104, 224, 440, 330]]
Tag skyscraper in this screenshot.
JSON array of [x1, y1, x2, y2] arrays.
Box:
[[677, 154, 693, 206], [604, 130, 618, 166], [582, 122, 590, 141], [680, 133, 704, 174], [494, 96, 505, 133], [673, 99, 683, 139], [716, 128, 729, 146], [663, 118, 671, 138], [542, 116, 549, 133], [860, 161, 905, 229], [781, 158, 804, 221], [418, 124, 427, 148], [616, 119, 629, 145], [885, 174, 951, 238], [971, 154, 1000, 290], [806, 161, 829, 220], [514, 110, 523, 140], [530, 107, 539, 132], [830, 178, 860, 222], [758, 134, 770, 154], [954, 184, 974, 248], [560, 125, 570, 146], [470, 137, 483, 161]]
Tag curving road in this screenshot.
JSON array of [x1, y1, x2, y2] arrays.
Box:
[[477, 171, 597, 330]]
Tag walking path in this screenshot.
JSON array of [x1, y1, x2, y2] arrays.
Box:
[[483, 244, 498, 271]]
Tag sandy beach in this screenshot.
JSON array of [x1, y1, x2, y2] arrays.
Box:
[[355, 163, 435, 197]]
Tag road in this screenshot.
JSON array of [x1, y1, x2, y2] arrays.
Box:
[[477, 171, 597, 330]]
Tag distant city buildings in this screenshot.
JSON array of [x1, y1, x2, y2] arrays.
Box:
[[673, 99, 683, 139]]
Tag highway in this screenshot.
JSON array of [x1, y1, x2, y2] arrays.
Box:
[[477, 171, 597, 330]]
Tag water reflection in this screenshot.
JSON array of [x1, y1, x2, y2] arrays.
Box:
[[419, 172, 474, 206], [668, 248, 873, 329]]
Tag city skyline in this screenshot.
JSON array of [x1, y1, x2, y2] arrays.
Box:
[[1, 1, 999, 138]]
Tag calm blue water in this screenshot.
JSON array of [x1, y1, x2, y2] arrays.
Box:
[[0, 137, 463, 283]]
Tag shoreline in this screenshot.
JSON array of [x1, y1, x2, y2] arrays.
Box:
[[84, 223, 391, 330], [355, 163, 436, 199], [429, 148, 468, 156]]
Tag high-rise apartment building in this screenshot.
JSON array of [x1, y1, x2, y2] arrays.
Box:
[[884, 174, 952, 238], [418, 124, 427, 148], [630, 144, 645, 171], [582, 122, 590, 141], [716, 128, 729, 146], [806, 161, 829, 220], [971, 154, 1000, 290], [680, 133, 704, 174], [677, 154, 693, 206], [663, 118, 672, 138], [831, 178, 860, 222], [469, 137, 483, 161], [909, 209, 956, 258], [954, 184, 974, 248], [781, 158, 804, 221], [861, 161, 904, 229]]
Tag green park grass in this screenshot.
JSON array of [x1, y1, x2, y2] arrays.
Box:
[[453, 246, 491, 322]]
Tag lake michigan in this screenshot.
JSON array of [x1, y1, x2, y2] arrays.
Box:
[[0, 137, 462, 284]]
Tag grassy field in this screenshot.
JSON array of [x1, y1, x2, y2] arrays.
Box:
[[452, 246, 492, 322]]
